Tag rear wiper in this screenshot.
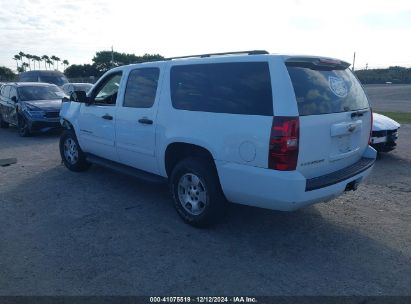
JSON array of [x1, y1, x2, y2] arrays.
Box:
[[351, 109, 369, 118]]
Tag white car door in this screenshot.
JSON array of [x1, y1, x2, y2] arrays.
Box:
[[78, 71, 123, 161], [115, 66, 162, 174]]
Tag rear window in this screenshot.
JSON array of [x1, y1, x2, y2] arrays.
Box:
[[170, 62, 273, 116], [286, 66, 369, 116], [39, 75, 68, 86]]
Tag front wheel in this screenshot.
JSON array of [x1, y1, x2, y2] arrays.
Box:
[[18, 115, 31, 137], [0, 111, 9, 128], [60, 130, 91, 172], [169, 157, 227, 227]]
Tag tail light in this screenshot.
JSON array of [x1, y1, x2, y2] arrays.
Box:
[[268, 116, 299, 171], [369, 109, 373, 144]]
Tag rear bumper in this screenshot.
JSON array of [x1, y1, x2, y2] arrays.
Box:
[[216, 146, 377, 211]]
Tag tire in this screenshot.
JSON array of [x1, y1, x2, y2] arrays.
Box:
[[17, 114, 31, 137], [169, 157, 227, 227], [0, 111, 9, 128], [59, 129, 91, 172]]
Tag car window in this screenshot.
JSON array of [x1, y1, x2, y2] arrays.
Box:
[[39, 75, 68, 86], [9, 87, 17, 99], [123, 68, 160, 108], [94, 73, 122, 105], [17, 85, 65, 101], [1, 85, 10, 98], [170, 62, 273, 116], [286, 66, 369, 116]]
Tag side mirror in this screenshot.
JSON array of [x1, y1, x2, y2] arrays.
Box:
[[62, 96, 70, 103], [70, 90, 90, 104], [11, 96, 17, 103]]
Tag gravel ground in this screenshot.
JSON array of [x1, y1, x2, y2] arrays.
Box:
[[0, 126, 410, 296], [364, 84, 411, 113]]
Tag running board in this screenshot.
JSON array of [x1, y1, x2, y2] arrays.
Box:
[[85, 154, 166, 184]]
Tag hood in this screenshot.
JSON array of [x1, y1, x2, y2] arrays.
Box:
[[373, 113, 401, 131], [25, 99, 62, 111]]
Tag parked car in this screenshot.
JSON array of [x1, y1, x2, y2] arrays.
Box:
[[62, 83, 93, 96], [59, 50, 376, 227], [18, 70, 69, 87], [371, 113, 400, 152], [0, 82, 66, 136]]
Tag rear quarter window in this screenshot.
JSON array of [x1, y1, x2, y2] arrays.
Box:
[[170, 62, 273, 116], [287, 66, 369, 116]]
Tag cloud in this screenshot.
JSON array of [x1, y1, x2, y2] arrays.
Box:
[[0, 0, 410, 71]]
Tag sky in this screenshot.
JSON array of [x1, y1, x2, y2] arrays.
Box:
[[0, 0, 411, 72]]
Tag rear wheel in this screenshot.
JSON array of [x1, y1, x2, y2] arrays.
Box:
[[17, 114, 31, 137], [60, 129, 91, 172], [169, 157, 227, 227]]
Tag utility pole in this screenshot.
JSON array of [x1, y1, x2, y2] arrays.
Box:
[[352, 52, 356, 71]]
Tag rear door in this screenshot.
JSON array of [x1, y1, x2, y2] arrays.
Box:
[[285, 58, 371, 178]]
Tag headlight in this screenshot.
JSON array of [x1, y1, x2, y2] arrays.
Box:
[[22, 103, 45, 118]]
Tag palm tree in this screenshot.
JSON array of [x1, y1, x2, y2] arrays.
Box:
[[22, 62, 29, 72], [62, 59, 69, 71], [41, 55, 49, 70], [50, 55, 57, 70], [46, 59, 53, 70], [25, 54, 33, 70], [13, 55, 21, 71], [55, 56, 61, 71], [33, 56, 42, 70], [18, 51, 25, 67]]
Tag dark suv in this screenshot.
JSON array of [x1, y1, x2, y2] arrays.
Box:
[[0, 82, 66, 136], [18, 70, 69, 87]]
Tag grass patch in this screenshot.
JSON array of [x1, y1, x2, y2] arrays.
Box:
[[377, 111, 411, 124]]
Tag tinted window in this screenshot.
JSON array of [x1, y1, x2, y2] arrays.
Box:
[[124, 68, 159, 108], [39, 75, 68, 86], [1, 85, 10, 97], [73, 83, 93, 92], [94, 73, 122, 105], [287, 67, 369, 116], [20, 75, 38, 82], [9, 87, 17, 99], [18, 85, 65, 101], [170, 62, 273, 115]]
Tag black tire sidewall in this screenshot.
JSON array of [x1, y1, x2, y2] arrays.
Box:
[[170, 158, 226, 227], [18, 115, 30, 137], [59, 129, 90, 172]]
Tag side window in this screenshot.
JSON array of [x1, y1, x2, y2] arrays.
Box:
[[123, 68, 160, 108], [170, 62, 273, 116], [1, 85, 10, 98], [9, 87, 17, 99], [93, 72, 122, 105]]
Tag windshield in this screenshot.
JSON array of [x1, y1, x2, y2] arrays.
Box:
[[39, 75, 68, 86], [73, 84, 93, 92], [18, 86, 66, 101], [287, 66, 369, 116]]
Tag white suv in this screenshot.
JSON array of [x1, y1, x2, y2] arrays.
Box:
[[59, 50, 376, 227]]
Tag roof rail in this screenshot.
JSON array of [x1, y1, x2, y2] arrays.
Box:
[[166, 50, 269, 60]]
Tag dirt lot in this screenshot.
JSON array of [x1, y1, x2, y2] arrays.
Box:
[[364, 84, 411, 113], [0, 126, 410, 296]]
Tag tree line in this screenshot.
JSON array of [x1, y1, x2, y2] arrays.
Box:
[[64, 51, 164, 79], [12, 52, 69, 72], [355, 66, 411, 84]]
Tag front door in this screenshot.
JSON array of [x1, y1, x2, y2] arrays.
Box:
[[78, 72, 123, 161], [115, 67, 162, 174]]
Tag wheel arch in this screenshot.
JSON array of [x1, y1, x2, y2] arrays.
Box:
[[164, 142, 217, 178]]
